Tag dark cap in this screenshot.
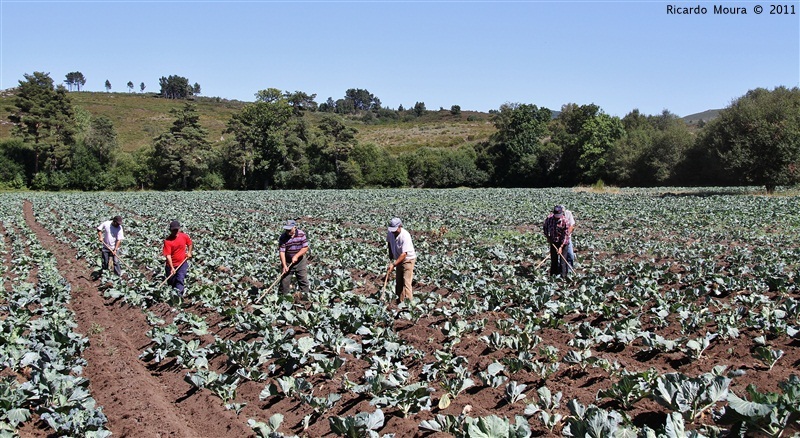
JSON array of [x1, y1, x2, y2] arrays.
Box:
[[169, 220, 181, 230], [553, 205, 564, 218]]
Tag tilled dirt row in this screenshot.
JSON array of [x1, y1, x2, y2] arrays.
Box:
[[1, 222, 15, 293], [23, 200, 253, 438]]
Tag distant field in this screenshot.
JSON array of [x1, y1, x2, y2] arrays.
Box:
[[355, 111, 495, 154]]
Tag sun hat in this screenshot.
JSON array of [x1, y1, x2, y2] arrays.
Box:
[[388, 217, 402, 232], [283, 219, 298, 230]]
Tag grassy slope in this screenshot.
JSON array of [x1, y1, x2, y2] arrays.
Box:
[[682, 109, 721, 125], [70, 92, 245, 153], [0, 91, 247, 153], [0, 90, 718, 154], [355, 110, 495, 154], [0, 91, 497, 154]]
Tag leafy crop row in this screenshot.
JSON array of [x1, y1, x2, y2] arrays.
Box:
[[0, 195, 110, 437], [11, 188, 800, 437]]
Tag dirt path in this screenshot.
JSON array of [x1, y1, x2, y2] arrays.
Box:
[[1, 222, 14, 294], [23, 200, 253, 438]]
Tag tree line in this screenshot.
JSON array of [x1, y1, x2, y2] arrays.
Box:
[[63, 70, 199, 97], [2, 71, 799, 192]]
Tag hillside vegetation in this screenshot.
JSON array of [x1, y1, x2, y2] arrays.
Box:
[[3, 77, 797, 193], [0, 90, 496, 153], [1, 90, 716, 155]]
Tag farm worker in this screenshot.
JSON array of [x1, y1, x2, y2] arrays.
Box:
[[386, 217, 417, 302], [163, 220, 193, 294], [96, 215, 124, 276], [560, 205, 577, 269], [543, 205, 572, 277], [278, 219, 310, 295]]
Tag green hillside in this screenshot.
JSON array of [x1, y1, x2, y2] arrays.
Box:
[[0, 90, 246, 152], [682, 109, 721, 126], [4, 84, 794, 193], [1, 89, 722, 155], [0, 89, 719, 155], [350, 110, 495, 154], [0, 90, 497, 153]]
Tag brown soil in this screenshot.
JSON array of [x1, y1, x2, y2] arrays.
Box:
[[23, 200, 254, 438], [1, 221, 14, 294]]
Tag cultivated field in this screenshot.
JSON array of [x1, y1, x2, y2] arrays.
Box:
[[1, 188, 799, 437]]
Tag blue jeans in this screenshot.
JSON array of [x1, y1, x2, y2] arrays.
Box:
[[165, 261, 190, 294], [565, 242, 575, 269], [549, 242, 574, 277]]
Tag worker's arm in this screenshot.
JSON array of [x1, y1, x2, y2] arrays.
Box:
[[387, 252, 407, 274], [291, 246, 308, 264]]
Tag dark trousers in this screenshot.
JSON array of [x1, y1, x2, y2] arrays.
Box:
[[101, 246, 121, 275], [549, 244, 569, 277], [280, 256, 310, 294], [165, 261, 190, 293]]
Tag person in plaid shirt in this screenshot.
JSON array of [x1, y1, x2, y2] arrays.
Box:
[[543, 205, 572, 277]]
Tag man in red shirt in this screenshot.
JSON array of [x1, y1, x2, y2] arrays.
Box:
[[163, 220, 193, 294]]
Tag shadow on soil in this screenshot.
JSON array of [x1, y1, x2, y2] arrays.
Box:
[[632, 411, 668, 430]]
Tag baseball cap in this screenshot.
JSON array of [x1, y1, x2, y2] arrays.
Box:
[[553, 205, 564, 218], [388, 217, 402, 232], [169, 220, 181, 230], [283, 219, 297, 230]]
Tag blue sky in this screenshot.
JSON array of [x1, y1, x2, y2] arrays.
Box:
[[1, 1, 798, 117]]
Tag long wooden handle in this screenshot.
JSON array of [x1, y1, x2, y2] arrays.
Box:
[[378, 264, 393, 302], [158, 258, 188, 287], [255, 262, 294, 304], [535, 254, 550, 269], [551, 243, 576, 274], [102, 241, 132, 269]]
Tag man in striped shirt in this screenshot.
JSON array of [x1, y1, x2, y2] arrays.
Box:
[[278, 219, 310, 295]]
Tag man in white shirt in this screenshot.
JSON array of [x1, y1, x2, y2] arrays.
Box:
[[97, 215, 124, 276], [386, 217, 417, 303]]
